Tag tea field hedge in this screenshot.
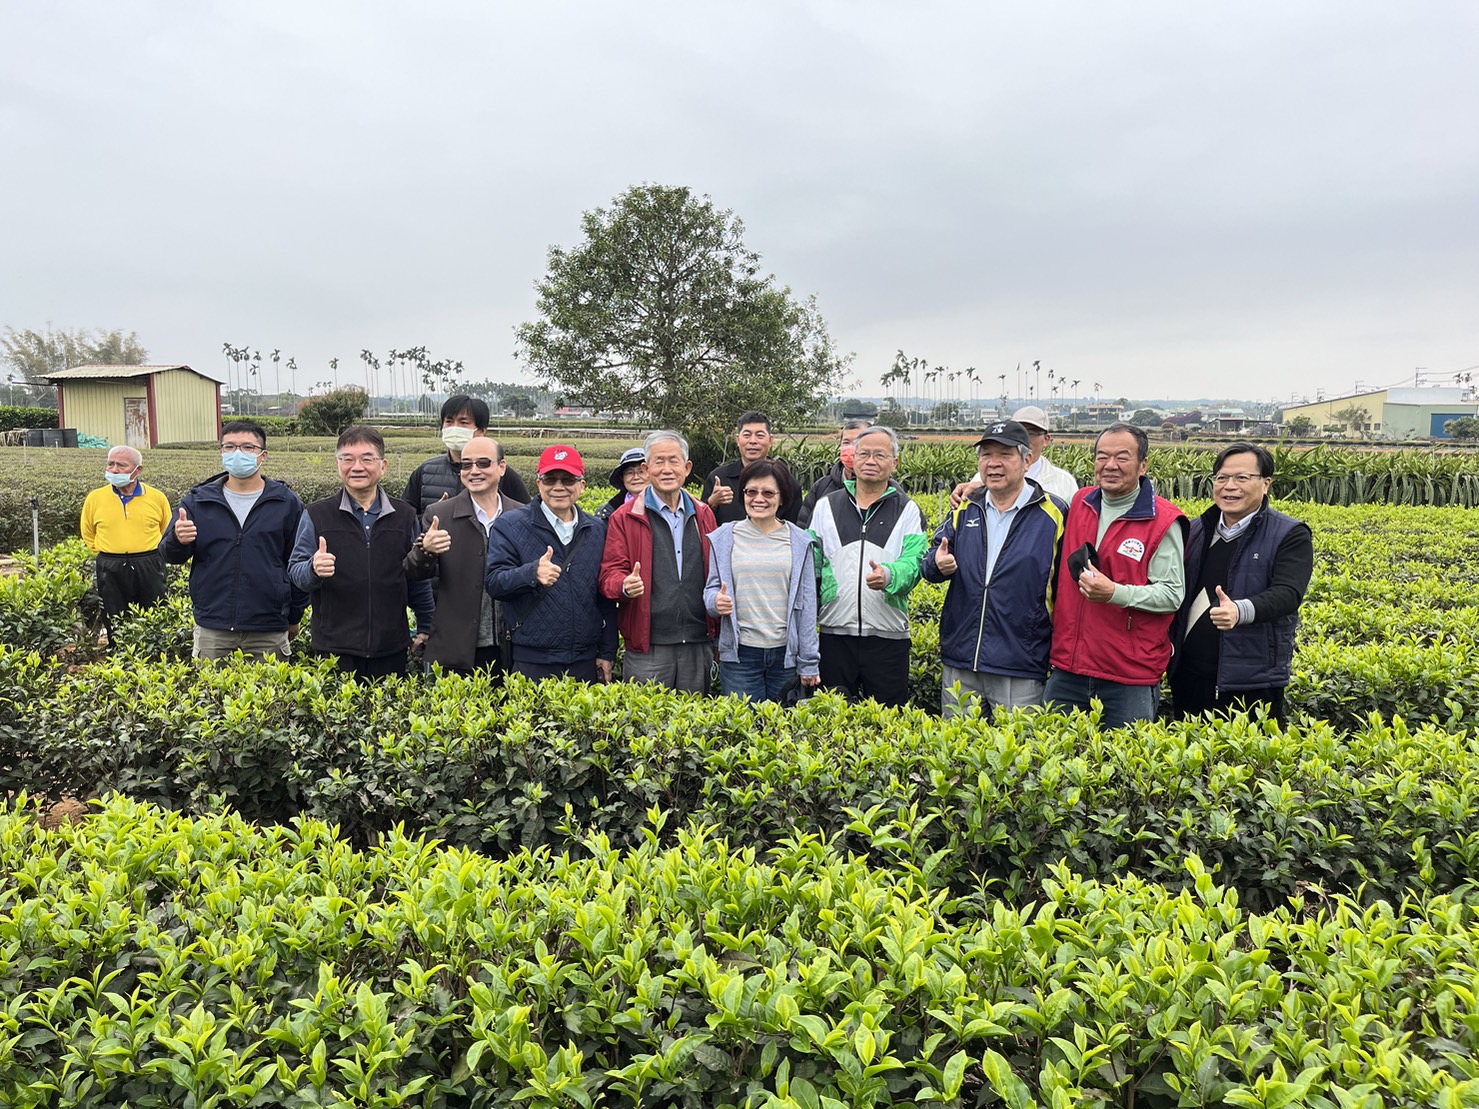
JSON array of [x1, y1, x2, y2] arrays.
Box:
[[4, 492, 1479, 1104], [6, 796, 1479, 1108]]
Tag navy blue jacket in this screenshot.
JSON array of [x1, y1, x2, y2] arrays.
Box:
[[160, 474, 309, 632], [485, 500, 618, 666], [921, 479, 1067, 680], [1172, 503, 1313, 691]]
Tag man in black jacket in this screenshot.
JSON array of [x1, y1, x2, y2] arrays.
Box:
[[1170, 442, 1313, 723], [701, 411, 802, 525], [403, 395, 529, 510], [289, 426, 436, 679]]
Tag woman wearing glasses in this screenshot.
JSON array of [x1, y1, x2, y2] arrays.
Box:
[[1169, 442, 1313, 723], [704, 459, 821, 702]]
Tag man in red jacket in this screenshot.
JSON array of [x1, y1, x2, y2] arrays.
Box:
[[1044, 423, 1187, 728], [600, 430, 719, 693]]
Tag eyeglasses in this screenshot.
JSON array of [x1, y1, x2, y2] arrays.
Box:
[[743, 488, 779, 500], [1212, 473, 1267, 486], [457, 458, 498, 471], [336, 453, 383, 466], [538, 473, 582, 486], [220, 444, 264, 455], [853, 450, 894, 463]]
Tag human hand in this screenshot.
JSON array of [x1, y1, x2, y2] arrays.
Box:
[[174, 507, 197, 544], [714, 582, 734, 616], [421, 515, 450, 555], [801, 673, 821, 687], [596, 658, 614, 683], [413, 632, 429, 649], [535, 545, 561, 587], [1078, 565, 1117, 603], [949, 478, 982, 509], [866, 559, 889, 590], [311, 536, 335, 579], [1210, 585, 1241, 629], [934, 537, 956, 576], [708, 484, 734, 506], [622, 561, 643, 597], [288, 622, 301, 642]]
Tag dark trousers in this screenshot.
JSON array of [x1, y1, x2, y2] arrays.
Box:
[[1042, 669, 1157, 730], [95, 551, 167, 633], [513, 658, 598, 682], [317, 649, 408, 680], [437, 645, 507, 678], [819, 633, 911, 707], [1170, 673, 1287, 724]]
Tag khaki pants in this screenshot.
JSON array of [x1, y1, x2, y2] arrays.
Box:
[[192, 624, 291, 661]]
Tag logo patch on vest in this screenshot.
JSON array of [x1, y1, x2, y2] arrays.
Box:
[[1117, 537, 1146, 561]]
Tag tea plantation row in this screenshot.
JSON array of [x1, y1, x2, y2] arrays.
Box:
[[4, 796, 1479, 1108]]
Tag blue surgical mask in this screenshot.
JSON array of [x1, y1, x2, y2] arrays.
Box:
[[221, 451, 260, 479], [104, 469, 136, 487]]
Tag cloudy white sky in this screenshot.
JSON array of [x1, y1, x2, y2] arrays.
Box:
[[3, 1, 1475, 406]]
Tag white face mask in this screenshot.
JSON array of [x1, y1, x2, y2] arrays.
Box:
[[441, 426, 475, 453]]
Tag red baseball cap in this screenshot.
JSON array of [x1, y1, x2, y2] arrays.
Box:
[[536, 444, 585, 476]]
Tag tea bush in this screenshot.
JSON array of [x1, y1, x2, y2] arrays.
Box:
[[3, 796, 1479, 1107], [5, 649, 1479, 909]]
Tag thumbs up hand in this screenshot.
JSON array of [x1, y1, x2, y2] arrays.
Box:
[[421, 515, 450, 555], [866, 558, 889, 590], [714, 581, 734, 616], [174, 506, 197, 544], [1210, 585, 1241, 629], [622, 560, 644, 598], [709, 484, 734, 507], [934, 536, 957, 576], [311, 535, 336, 579], [535, 545, 561, 587]]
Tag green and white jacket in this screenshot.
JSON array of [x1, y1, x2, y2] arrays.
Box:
[[810, 482, 927, 641]]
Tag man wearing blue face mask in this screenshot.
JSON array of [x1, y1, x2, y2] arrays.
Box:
[[402, 395, 530, 512], [81, 445, 172, 639], [161, 418, 310, 660]]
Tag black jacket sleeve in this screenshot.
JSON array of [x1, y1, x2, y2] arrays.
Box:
[[500, 465, 530, 503], [1247, 522, 1314, 624]]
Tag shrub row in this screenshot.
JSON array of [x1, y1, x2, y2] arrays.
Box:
[[3, 796, 1479, 1107], [4, 647, 1478, 909], [0, 405, 60, 433]]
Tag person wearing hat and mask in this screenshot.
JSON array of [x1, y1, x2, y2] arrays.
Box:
[[950, 405, 1079, 507], [403, 395, 529, 512], [702, 411, 803, 526], [82, 444, 172, 637], [485, 444, 617, 682], [922, 420, 1068, 717], [597, 446, 648, 520]]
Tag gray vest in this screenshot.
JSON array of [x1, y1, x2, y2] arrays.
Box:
[[648, 515, 709, 644]]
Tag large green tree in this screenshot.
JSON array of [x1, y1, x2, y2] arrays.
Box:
[[1, 325, 148, 381], [515, 185, 851, 434]]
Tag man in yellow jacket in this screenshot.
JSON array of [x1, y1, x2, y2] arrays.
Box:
[[80, 445, 172, 633]]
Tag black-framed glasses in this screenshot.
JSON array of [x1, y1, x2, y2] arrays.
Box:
[[456, 458, 497, 471], [538, 473, 582, 487], [220, 443, 264, 455]]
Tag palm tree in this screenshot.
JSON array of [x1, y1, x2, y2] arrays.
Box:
[[329, 357, 339, 392], [270, 349, 281, 409]]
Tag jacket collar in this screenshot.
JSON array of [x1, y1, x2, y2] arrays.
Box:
[[1084, 476, 1158, 520]]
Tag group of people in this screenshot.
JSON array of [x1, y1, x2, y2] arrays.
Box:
[[80, 397, 1312, 725]]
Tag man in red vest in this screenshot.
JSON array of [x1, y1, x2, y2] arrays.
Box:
[[1044, 423, 1187, 728]]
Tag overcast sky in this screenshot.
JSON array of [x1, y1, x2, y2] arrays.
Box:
[[3, 1, 1475, 406]]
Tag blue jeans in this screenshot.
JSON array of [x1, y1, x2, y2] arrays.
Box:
[[1043, 669, 1157, 730], [720, 644, 795, 703]]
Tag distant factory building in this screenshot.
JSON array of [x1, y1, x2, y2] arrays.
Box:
[[1279, 387, 1479, 439]]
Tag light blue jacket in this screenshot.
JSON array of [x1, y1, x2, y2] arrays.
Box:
[[704, 521, 820, 678]]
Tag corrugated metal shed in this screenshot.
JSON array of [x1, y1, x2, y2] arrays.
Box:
[[44, 364, 221, 448]]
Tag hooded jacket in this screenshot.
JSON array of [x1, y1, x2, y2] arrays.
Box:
[[160, 474, 309, 632], [810, 483, 926, 640]]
